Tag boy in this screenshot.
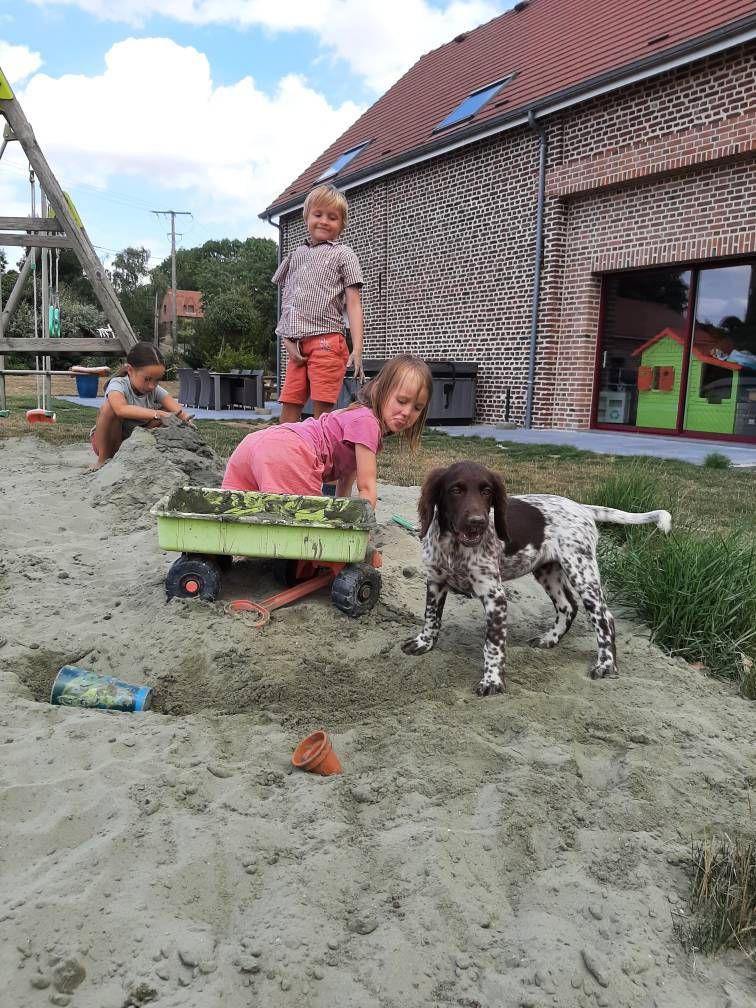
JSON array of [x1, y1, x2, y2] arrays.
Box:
[[274, 183, 364, 423]]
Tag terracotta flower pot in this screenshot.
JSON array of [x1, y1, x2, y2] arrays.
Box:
[[291, 730, 342, 776]]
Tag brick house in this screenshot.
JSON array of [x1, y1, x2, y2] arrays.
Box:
[[158, 290, 204, 345], [262, 0, 756, 443]]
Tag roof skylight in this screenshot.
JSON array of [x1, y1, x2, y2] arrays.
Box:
[[433, 75, 515, 132], [317, 141, 370, 180]]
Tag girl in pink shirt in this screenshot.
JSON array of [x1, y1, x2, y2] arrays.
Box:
[[222, 355, 432, 511]]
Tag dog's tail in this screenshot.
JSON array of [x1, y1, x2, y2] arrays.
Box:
[[582, 505, 672, 533]]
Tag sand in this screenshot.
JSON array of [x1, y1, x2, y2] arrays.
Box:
[[0, 427, 754, 1008]]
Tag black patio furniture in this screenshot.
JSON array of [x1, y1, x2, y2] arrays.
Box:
[[176, 368, 199, 408]]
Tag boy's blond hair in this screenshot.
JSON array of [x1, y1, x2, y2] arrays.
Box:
[[303, 183, 348, 229]]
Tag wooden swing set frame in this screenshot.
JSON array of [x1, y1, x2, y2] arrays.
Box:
[[0, 64, 137, 412]]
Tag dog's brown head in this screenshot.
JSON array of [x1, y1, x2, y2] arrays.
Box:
[[418, 461, 508, 546]]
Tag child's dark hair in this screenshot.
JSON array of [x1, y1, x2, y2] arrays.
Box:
[[357, 355, 433, 450], [108, 342, 166, 383]]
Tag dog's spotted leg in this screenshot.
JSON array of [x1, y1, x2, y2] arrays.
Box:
[[529, 561, 579, 648], [401, 580, 447, 656], [475, 584, 507, 696], [559, 554, 618, 679]]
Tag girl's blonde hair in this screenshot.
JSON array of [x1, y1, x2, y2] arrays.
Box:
[[358, 355, 433, 450], [303, 183, 349, 228]]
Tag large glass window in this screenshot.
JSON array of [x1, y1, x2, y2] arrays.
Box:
[[683, 265, 756, 437], [597, 268, 690, 429], [596, 261, 756, 440]]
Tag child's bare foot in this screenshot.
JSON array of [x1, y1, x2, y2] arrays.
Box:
[[84, 460, 107, 473]]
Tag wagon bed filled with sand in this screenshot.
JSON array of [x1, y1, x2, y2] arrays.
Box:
[[0, 428, 753, 1008]]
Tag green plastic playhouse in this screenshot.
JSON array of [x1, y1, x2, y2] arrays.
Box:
[[632, 326, 743, 433]]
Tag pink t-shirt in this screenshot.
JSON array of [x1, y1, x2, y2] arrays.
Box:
[[289, 405, 382, 481]]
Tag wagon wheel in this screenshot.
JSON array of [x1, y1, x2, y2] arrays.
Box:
[[165, 555, 222, 601], [331, 564, 382, 617]]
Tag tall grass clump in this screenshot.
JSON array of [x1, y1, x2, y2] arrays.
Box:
[[588, 462, 671, 541], [599, 528, 756, 680], [675, 833, 756, 956], [703, 451, 731, 470]]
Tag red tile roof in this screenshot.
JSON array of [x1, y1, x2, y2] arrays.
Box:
[[263, 0, 756, 217]]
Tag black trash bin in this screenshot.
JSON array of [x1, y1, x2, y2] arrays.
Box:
[[303, 358, 386, 416], [426, 361, 477, 424], [306, 358, 478, 424]]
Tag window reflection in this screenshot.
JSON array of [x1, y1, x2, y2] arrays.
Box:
[[598, 269, 690, 428], [597, 262, 756, 439], [684, 265, 756, 437]]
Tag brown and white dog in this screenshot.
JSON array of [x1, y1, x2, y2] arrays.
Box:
[[401, 461, 671, 696]]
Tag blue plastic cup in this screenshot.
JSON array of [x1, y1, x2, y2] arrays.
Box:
[[50, 666, 152, 712]]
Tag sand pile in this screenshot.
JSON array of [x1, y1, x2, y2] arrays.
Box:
[[0, 432, 753, 1008]]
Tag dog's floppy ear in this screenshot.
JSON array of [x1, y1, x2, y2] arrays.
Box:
[[489, 469, 509, 542], [417, 467, 448, 538]]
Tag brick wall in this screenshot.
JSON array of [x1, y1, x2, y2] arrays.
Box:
[[278, 41, 756, 431]]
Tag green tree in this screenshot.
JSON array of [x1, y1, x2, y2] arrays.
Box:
[[55, 249, 97, 304], [187, 287, 265, 368], [109, 246, 164, 341], [111, 247, 151, 295], [153, 236, 278, 366]]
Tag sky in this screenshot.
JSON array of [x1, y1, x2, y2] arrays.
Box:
[[0, 0, 511, 272]]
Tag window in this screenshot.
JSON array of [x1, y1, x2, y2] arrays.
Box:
[[433, 75, 514, 132], [317, 141, 370, 180], [596, 261, 756, 440]]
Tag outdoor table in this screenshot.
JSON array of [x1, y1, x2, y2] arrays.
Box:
[[208, 372, 236, 410]]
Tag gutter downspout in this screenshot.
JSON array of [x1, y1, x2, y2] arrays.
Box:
[[524, 109, 547, 429], [265, 216, 282, 400]]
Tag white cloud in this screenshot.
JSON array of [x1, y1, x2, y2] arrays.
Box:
[[0, 40, 43, 84], [27, 0, 503, 93], [7, 37, 361, 237]]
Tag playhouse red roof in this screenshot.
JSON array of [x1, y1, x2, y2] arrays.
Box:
[[263, 0, 756, 217], [631, 326, 741, 371]]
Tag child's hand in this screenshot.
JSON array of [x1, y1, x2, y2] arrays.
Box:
[[283, 337, 306, 364], [347, 352, 365, 383]]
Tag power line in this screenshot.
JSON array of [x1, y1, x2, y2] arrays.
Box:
[[0, 157, 157, 213]]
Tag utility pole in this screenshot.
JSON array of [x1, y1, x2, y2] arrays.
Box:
[[152, 209, 191, 352]]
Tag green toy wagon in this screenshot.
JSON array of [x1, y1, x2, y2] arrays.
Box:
[[150, 486, 382, 617]]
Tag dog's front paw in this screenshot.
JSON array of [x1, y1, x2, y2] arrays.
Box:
[[401, 635, 434, 655], [474, 677, 505, 697], [527, 632, 558, 649], [589, 660, 618, 680]]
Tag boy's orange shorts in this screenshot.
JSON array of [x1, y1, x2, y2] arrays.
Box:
[[279, 333, 349, 406]]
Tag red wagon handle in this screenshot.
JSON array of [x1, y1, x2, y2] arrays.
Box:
[[228, 570, 338, 627], [228, 549, 382, 628]]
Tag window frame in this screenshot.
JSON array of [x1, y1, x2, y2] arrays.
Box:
[[432, 74, 515, 133], [317, 141, 371, 181]]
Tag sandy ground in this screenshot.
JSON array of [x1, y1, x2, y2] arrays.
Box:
[[0, 427, 754, 1008]]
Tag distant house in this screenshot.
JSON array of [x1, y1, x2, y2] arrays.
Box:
[[262, 0, 756, 444], [158, 290, 204, 345]]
